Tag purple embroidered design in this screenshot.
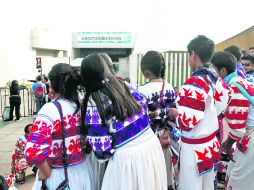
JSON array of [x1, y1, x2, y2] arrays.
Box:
[[94, 138, 102, 151], [86, 86, 151, 160], [87, 137, 93, 148], [112, 114, 150, 147], [92, 110, 100, 124], [112, 119, 123, 130], [86, 109, 92, 123], [237, 63, 246, 79], [103, 138, 111, 149]]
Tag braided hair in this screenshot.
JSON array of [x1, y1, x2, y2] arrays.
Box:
[[48, 63, 82, 113], [141, 51, 166, 79]]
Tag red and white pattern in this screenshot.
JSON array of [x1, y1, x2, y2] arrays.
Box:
[[25, 99, 86, 167], [177, 76, 232, 137], [4, 174, 17, 190], [224, 76, 254, 190], [224, 77, 254, 143], [177, 73, 232, 190], [11, 136, 29, 175]]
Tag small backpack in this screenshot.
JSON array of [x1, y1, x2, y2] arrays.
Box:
[[2, 106, 10, 121], [34, 82, 44, 98], [0, 175, 9, 190]]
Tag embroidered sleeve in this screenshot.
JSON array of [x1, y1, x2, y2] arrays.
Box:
[[25, 115, 53, 166], [86, 108, 114, 162], [176, 76, 209, 132], [130, 85, 148, 112], [214, 78, 233, 115], [224, 86, 250, 141]]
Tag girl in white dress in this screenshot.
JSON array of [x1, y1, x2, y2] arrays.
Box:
[[25, 63, 95, 190], [80, 53, 167, 190]]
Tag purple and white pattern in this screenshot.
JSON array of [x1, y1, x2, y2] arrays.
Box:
[[85, 85, 150, 161], [237, 63, 247, 79], [146, 90, 176, 131]]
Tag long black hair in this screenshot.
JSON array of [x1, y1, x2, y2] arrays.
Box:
[[48, 63, 82, 113], [81, 53, 141, 127], [141, 51, 166, 79]]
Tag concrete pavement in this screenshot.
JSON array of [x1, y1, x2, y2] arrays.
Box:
[[0, 117, 35, 190]]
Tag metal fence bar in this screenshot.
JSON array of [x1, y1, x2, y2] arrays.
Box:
[[137, 53, 142, 87], [178, 53, 182, 87], [183, 53, 188, 82], [169, 52, 173, 85], [0, 89, 2, 114], [164, 53, 169, 81], [22, 89, 26, 117], [173, 53, 178, 87], [187, 53, 191, 79], [0, 87, 35, 118]]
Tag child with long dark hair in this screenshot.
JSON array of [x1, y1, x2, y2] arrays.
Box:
[[25, 63, 95, 190], [80, 53, 167, 190], [138, 51, 178, 190]]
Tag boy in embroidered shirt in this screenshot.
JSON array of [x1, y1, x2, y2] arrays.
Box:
[[175, 36, 232, 190], [211, 51, 254, 190]]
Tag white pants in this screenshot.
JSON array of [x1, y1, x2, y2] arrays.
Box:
[[226, 131, 254, 190], [178, 143, 215, 190]]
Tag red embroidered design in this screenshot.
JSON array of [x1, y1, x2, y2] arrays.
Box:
[[195, 90, 205, 101], [52, 142, 63, 156], [178, 97, 205, 111], [225, 109, 248, 121], [54, 119, 61, 132], [195, 148, 209, 161], [68, 139, 81, 153], [31, 120, 40, 132], [183, 88, 193, 97], [68, 115, 77, 127], [26, 144, 41, 160], [181, 112, 192, 126], [238, 81, 247, 89], [192, 115, 198, 126], [185, 77, 209, 93], [214, 89, 223, 101], [237, 135, 251, 153]]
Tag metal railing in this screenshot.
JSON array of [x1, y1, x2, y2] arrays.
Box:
[[0, 86, 35, 117], [130, 51, 190, 88]]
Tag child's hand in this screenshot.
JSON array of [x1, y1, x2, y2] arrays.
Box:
[[168, 108, 178, 120], [159, 130, 170, 149], [38, 161, 52, 180], [38, 170, 48, 180]]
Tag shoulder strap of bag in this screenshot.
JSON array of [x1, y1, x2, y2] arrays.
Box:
[[53, 100, 69, 182]]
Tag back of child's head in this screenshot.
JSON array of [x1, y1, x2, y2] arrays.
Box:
[[24, 124, 32, 134]]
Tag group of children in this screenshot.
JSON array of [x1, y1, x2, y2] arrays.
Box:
[[3, 36, 254, 190]]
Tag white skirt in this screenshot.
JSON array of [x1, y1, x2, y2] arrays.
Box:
[[32, 158, 95, 190], [87, 152, 106, 190], [102, 128, 167, 190]]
